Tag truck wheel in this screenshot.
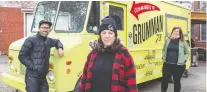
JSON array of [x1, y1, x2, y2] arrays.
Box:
[[192, 61, 198, 67], [73, 77, 81, 92], [15, 89, 20, 92], [195, 61, 198, 67]]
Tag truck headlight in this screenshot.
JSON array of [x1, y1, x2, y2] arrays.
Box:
[[9, 62, 14, 70], [47, 71, 54, 81]]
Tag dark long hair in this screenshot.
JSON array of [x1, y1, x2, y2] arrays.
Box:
[[170, 26, 184, 41], [97, 36, 122, 52]]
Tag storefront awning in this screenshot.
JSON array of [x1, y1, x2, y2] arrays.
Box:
[[191, 12, 206, 24]]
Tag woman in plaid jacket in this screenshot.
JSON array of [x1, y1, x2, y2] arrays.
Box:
[[78, 16, 138, 92]]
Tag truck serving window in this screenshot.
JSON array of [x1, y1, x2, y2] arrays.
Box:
[[31, 1, 59, 32], [109, 5, 124, 30], [55, 1, 88, 33], [87, 1, 100, 33]]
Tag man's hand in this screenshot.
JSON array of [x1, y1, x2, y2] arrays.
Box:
[[58, 48, 64, 57]]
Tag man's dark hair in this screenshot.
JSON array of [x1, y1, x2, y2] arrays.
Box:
[[39, 20, 52, 28]]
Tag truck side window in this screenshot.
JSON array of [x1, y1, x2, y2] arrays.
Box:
[[109, 5, 124, 30], [87, 1, 100, 33]]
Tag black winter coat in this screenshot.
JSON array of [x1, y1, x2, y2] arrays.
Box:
[[18, 33, 63, 77]]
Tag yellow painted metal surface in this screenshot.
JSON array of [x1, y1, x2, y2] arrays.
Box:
[[2, 1, 191, 92]]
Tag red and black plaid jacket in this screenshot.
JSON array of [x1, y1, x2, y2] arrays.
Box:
[[79, 47, 138, 92]]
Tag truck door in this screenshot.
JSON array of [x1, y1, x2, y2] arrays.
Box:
[[101, 1, 127, 46]]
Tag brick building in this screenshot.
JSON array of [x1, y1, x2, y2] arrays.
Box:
[[174, 1, 206, 48], [0, 1, 37, 55], [191, 1, 206, 48], [0, 7, 24, 54]]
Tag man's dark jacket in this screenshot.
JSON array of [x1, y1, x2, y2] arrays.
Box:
[[18, 33, 63, 78]]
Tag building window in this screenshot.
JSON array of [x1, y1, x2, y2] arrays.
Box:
[[109, 5, 124, 30], [200, 1, 206, 10], [200, 24, 206, 41], [25, 13, 33, 37]]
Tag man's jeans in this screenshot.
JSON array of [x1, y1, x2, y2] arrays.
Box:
[[25, 75, 49, 92]]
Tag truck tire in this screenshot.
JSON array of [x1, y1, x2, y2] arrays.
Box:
[[15, 89, 20, 92]]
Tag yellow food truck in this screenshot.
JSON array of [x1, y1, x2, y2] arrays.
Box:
[[2, 1, 191, 92]]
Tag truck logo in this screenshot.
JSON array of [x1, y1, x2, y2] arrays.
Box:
[[130, 1, 160, 20], [108, 25, 114, 31], [133, 15, 163, 44]]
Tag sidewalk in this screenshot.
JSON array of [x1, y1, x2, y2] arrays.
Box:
[[0, 55, 16, 92]]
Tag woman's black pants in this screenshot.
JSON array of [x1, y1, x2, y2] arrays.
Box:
[[161, 63, 186, 92]]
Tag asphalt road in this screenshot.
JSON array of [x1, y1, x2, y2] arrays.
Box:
[[0, 55, 206, 92], [137, 61, 206, 92]]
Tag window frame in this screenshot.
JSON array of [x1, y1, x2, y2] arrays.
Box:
[[109, 5, 124, 31], [199, 1, 206, 10], [199, 24, 206, 42]]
